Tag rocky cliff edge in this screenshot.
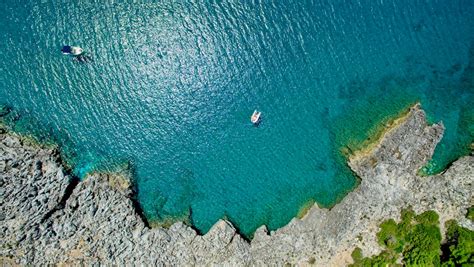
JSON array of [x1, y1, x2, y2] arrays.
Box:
[[1, 104, 472, 266]]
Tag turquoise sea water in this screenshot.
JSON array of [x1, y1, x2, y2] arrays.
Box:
[[1, 1, 473, 237]]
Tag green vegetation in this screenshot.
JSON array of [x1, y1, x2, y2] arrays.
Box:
[[350, 247, 398, 267], [350, 209, 474, 267], [467, 206, 474, 221], [441, 220, 474, 266]]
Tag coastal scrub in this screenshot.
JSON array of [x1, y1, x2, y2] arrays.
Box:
[[350, 209, 473, 267], [441, 220, 474, 266]]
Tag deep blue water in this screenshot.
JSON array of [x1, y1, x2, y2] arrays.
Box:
[[1, 1, 473, 237]]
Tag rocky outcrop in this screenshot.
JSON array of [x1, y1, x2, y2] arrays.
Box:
[[1, 105, 473, 266], [0, 133, 72, 261]]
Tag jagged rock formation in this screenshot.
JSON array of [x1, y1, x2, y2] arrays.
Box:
[[1, 105, 473, 266]]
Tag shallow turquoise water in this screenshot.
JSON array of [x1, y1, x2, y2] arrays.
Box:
[[1, 1, 473, 237]]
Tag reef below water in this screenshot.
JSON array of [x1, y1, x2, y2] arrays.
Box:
[[1, 1, 473, 237]]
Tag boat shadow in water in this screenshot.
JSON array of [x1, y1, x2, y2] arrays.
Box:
[[72, 54, 94, 64]]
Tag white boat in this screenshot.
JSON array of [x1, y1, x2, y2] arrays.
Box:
[[251, 110, 261, 124], [61, 46, 83, 56]]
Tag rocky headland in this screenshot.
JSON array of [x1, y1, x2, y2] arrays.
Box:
[[1, 104, 473, 265]]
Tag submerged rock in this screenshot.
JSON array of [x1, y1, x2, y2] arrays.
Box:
[[0, 105, 472, 265]]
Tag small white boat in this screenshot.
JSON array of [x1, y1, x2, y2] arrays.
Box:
[[251, 110, 261, 124], [61, 45, 83, 56]]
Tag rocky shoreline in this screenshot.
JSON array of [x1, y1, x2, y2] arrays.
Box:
[[1, 104, 473, 265]]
